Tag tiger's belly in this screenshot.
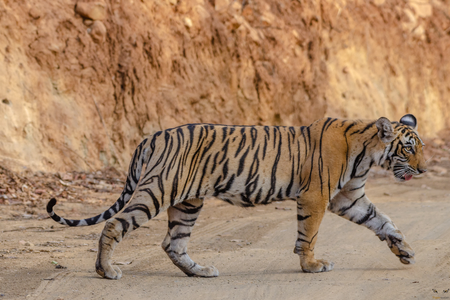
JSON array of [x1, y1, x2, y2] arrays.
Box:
[[191, 166, 301, 206]]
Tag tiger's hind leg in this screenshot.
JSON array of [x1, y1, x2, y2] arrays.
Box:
[[95, 188, 163, 280], [162, 198, 219, 277]]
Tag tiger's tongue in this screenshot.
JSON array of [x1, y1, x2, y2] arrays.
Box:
[[404, 174, 413, 181]]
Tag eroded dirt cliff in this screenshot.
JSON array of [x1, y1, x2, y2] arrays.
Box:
[[0, 0, 449, 171]]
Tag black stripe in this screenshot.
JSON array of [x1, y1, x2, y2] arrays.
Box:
[[168, 220, 195, 230], [263, 127, 282, 203], [351, 145, 367, 178], [250, 127, 257, 149], [237, 147, 250, 176], [131, 216, 140, 230], [235, 128, 246, 157], [123, 203, 152, 220], [195, 154, 212, 198], [338, 194, 365, 215], [140, 188, 160, 216], [356, 203, 376, 225], [297, 215, 311, 221], [116, 218, 130, 238], [349, 183, 365, 191], [171, 232, 191, 240], [173, 204, 203, 214]]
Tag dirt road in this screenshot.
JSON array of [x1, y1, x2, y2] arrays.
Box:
[[1, 168, 450, 300]]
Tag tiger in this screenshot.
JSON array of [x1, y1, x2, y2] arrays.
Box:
[[47, 114, 426, 279]]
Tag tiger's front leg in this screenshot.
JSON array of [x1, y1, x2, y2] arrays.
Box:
[[329, 188, 415, 265], [294, 193, 334, 273], [162, 198, 219, 277]]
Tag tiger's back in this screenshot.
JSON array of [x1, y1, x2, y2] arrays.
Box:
[[143, 124, 307, 208]]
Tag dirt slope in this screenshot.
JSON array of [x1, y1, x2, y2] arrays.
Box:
[[1, 166, 450, 299], [1, 0, 450, 172]]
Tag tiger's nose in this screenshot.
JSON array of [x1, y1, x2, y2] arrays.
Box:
[[418, 168, 427, 174]]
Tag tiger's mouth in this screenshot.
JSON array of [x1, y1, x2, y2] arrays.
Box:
[[394, 174, 413, 181], [393, 165, 415, 182], [403, 174, 413, 181]]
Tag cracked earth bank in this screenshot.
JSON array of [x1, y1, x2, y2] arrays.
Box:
[[1, 158, 450, 300], [1, 0, 450, 172]]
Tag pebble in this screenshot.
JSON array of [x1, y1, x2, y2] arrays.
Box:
[[90, 21, 107, 44], [19, 240, 34, 247], [183, 17, 193, 28], [75, 2, 107, 20]]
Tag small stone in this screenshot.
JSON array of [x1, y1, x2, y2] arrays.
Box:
[[214, 0, 230, 11], [62, 173, 73, 181], [89, 20, 107, 43], [75, 2, 107, 20], [412, 25, 425, 40], [83, 19, 94, 26], [55, 265, 67, 269], [409, 1, 433, 18], [29, 8, 41, 19], [343, 67, 349, 74], [403, 8, 417, 25], [260, 11, 275, 26], [275, 206, 292, 210], [19, 240, 34, 247], [183, 17, 193, 28], [228, 1, 241, 15], [242, 5, 254, 22]]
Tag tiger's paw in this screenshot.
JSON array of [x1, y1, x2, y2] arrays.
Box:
[[386, 230, 415, 265], [193, 265, 219, 277], [96, 261, 123, 280], [301, 259, 334, 273], [185, 265, 219, 277]]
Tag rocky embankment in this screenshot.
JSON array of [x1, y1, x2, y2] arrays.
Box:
[[0, 0, 449, 171]]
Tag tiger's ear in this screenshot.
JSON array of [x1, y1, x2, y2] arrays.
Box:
[[376, 117, 395, 143], [399, 114, 417, 130]]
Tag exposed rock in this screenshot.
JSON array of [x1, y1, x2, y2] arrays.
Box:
[[75, 2, 107, 20], [183, 17, 193, 28], [214, 0, 230, 12], [19, 241, 34, 247], [242, 5, 254, 22], [28, 8, 41, 19], [228, 1, 242, 15], [83, 19, 94, 26], [89, 20, 107, 43], [408, 0, 433, 18], [412, 25, 425, 40], [0, 0, 449, 172]]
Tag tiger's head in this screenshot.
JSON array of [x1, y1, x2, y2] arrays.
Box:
[[376, 114, 427, 181]]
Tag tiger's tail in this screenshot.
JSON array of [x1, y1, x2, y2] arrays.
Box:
[[46, 138, 151, 226]]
